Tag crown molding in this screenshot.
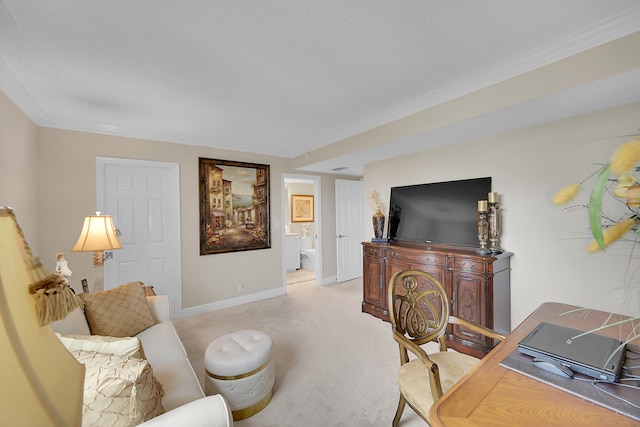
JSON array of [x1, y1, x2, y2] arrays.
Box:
[[322, 6, 640, 146], [0, 56, 45, 123]]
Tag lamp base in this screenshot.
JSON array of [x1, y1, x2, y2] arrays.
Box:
[[92, 250, 104, 292]]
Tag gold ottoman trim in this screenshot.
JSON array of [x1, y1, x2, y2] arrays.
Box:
[[206, 355, 273, 381], [232, 389, 273, 421]]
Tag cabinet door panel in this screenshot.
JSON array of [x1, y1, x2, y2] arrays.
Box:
[[387, 258, 410, 284], [451, 272, 487, 346], [364, 256, 384, 306]]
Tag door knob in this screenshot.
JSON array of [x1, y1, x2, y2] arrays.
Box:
[[337, 234, 347, 238]]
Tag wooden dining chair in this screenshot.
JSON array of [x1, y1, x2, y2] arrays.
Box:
[[388, 269, 505, 426]]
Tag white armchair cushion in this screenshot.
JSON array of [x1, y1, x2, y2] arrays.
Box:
[[151, 357, 206, 412], [135, 321, 205, 411], [140, 395, 233, 427], [146, 295, 171, 323], [135, 321, 187, 368]]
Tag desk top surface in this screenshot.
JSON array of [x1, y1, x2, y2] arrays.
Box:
[[429, 302, 640, 426]]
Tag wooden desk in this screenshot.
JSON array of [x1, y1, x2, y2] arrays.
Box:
[[430, 302, 640, 426]]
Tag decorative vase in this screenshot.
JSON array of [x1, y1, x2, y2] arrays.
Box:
[[372, 209, 385, 239]]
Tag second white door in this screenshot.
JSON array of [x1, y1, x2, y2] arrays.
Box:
[[335, 179, 363, 282]]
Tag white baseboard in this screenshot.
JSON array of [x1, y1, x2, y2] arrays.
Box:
[[177, 286, 286, 318], [176, 274, 341, 318], [317, 275, 337, 285]]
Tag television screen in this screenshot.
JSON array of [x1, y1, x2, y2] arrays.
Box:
[[387, 177, 491, 247]]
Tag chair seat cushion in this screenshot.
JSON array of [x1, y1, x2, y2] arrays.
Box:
[[397, 351, 480, 417]]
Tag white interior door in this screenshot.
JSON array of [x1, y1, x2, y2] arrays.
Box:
[[97, 157, 182, 316], [335, 179, 363, 282]]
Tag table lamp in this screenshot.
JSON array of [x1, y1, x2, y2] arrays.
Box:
[[72, 212, 121, 292]]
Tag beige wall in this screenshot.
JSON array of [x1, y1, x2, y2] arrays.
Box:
[[364, 101, 640, 327], [36, 127, 293, 310], [0, 90, 39, 252], [0, 90, 357, 313]]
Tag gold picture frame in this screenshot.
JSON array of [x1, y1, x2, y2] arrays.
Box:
[[291, 194, 314, 223]]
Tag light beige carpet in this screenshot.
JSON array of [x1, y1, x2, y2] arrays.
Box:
[[173, 278, 428, 426]]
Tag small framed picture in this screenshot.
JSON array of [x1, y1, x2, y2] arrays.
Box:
[[291, 194, 314, 223]]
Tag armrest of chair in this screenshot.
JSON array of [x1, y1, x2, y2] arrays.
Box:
[[146, 295, 171, 323], [139, 395, 233, 427], [449, 316, 506, 341], [392, 330, 435, 368]]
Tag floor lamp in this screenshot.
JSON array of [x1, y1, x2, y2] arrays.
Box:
[[71, 213, 121, 292]]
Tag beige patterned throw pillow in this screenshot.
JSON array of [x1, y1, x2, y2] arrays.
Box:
[[56, 333, 146, 359], [72, 349, 164, 426], [80, 281, 157, 337]]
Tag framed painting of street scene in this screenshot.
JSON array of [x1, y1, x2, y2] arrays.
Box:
[[199, 158, 271, 255]]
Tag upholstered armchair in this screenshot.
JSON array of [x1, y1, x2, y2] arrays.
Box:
[[388, 269, 505, 426]]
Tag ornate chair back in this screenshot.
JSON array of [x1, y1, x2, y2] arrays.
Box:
[[388, 269, 450, 353]]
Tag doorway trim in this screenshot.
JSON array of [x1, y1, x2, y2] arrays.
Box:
[[96, 156, 183, 317], [282, 173, 323, 286]]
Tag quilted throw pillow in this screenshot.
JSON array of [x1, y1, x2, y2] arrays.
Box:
[[72, 349, 164, 426], [56, 333, 146, 359], [79, 281, 156, 337]]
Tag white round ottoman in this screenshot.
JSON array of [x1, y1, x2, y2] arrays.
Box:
[[204, 330, 274, 421]]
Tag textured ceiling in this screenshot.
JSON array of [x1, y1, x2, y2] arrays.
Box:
[[1, 1, 640, 176]]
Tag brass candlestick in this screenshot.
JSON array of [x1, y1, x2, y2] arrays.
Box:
[[477, 200, 490, 255], [488, 192, 502, 253]]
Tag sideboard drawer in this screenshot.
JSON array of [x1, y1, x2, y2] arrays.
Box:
[[366, 246, 382, 257], [448, 257, 486, 274], [387, 250, 445, 267]]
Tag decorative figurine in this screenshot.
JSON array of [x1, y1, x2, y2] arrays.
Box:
[[55, 252, 72, 284]]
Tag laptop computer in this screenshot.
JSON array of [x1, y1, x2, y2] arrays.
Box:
[[518, 322, 627, 382]]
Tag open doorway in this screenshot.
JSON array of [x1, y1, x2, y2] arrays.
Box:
[[282, 174, 321, 286]]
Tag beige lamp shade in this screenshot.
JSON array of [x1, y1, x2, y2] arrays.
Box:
[[0, 207, 84, 426], [72, 214, 122, 252]]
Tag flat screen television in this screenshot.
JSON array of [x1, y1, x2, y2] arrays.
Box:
[[387, 177, 491, 247]]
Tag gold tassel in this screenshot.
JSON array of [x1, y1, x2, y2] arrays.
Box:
[[28, 272, 79, 325], [5, 208, 79, 325]]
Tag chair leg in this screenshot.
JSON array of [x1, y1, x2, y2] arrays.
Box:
[[392, 394, 406, 427]]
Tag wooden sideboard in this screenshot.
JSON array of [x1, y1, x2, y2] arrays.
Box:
[[362, 241, 512, 358]]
